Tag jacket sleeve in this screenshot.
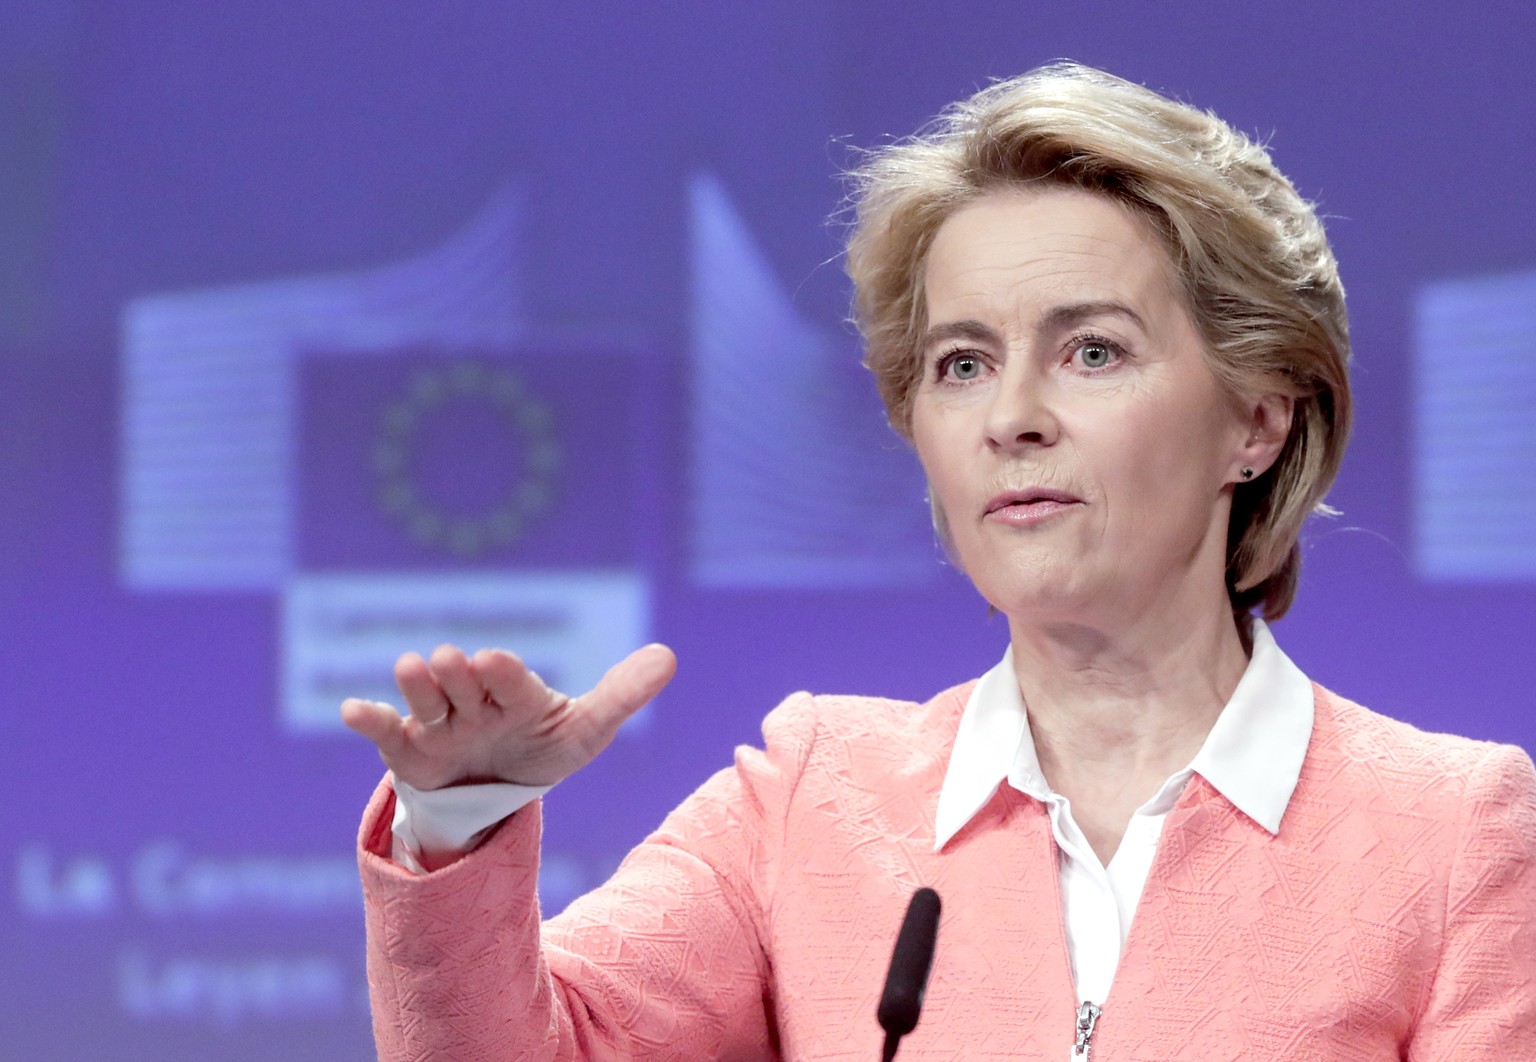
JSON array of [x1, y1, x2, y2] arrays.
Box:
[[357, 691, 820, 1062], [1409, 742, 1536, 1057]]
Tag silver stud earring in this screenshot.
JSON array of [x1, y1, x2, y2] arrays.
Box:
[[1240, 467, 1255, 481]]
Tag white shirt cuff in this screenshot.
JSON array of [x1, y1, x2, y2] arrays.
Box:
[[389, 775, 553, 874]]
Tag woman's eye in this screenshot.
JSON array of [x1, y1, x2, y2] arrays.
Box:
[[1076, 341, 1115, 369], [945, 354, 983, 381]]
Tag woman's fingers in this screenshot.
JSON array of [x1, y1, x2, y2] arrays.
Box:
[[570, 643, 677, 749], [340, 697, 407, 757], [395, 651, 451, 726], [429, 644, 487, 719], [348, 641, 680, 790], [471, 648, 540, 711], [342, 698, 451, 788]]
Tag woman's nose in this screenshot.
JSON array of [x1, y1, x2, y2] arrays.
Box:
[[984, 372, 1060, 452]]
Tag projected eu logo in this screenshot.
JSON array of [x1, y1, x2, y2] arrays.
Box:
[[288, 345, 648, 729], [119, 184, 652, 733], [372, 362, 559, 557], [119, 174, 940, 742]]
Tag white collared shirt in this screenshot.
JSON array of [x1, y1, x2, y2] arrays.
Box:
[[933, 619, 1315, 1006]]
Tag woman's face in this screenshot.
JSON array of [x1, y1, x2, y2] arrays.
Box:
[[911, 186, 1268, 627]]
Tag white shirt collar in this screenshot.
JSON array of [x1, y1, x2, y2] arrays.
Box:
[[933, 620, 1315, 851]]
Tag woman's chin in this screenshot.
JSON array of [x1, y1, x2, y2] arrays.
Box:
[[975, 580, 1093, 626]]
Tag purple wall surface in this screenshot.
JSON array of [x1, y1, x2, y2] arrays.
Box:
[[4, 2, 1534, 1057]]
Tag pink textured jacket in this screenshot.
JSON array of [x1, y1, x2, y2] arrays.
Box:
[[358, 683, 1536, 1060]]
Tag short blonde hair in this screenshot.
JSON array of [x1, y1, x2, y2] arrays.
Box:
[[845, 62, 1352, 621]]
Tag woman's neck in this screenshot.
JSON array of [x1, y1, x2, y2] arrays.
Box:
[[1006, 596, 1251, 865]]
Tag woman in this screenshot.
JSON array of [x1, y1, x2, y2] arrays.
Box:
[[343, 63, 1536, 1059]]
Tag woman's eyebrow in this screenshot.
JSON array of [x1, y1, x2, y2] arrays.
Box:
[[1039, 300, 1147, 332], [922, 303, 1147, 352], [920, 319, 1002, 350]]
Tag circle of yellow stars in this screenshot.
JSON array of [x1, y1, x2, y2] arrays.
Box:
[[373, 361, 560, 557]]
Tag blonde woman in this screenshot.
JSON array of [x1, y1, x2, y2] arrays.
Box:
[[345, 63, 1536, 1060]]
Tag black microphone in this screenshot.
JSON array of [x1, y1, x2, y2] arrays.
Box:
[[877, 886, 941, 1062]]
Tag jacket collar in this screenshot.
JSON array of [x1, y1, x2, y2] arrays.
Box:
[[934, 620, 1315, 851]]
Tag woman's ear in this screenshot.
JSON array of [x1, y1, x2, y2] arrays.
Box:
[[1233, 392, 1293, 483]]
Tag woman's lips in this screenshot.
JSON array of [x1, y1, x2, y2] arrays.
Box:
[[984, 490, 1083, 525]]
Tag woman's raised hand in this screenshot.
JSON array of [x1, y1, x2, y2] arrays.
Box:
[[340, 643, 677, 791]]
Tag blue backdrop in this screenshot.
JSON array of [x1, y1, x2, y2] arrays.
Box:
[[4, 3, 1534, 1057]]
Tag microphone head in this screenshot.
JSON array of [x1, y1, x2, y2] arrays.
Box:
[[877, 886, 941, 1038]]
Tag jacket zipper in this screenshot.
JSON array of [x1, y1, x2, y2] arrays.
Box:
[[1072, 1001, 1102, 1059]]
